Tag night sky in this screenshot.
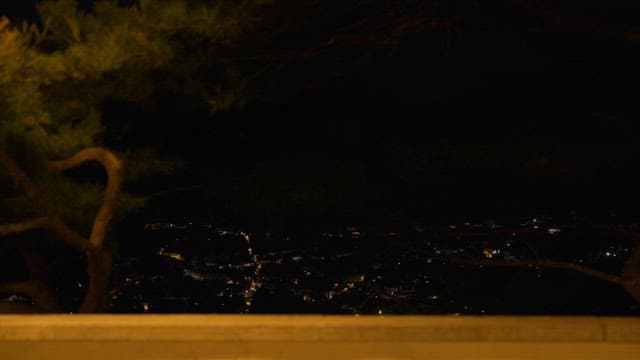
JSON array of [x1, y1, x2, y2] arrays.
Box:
[[3, 0, 640, 228]]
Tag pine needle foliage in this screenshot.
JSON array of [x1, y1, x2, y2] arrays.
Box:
[[0, 0, 257, 234]]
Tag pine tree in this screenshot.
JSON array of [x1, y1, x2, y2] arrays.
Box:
[[0, 0, 256, 312]]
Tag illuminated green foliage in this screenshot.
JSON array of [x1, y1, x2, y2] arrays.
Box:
[[0, 0, 256, 227]]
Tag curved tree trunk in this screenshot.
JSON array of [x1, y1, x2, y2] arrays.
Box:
[[51, 147, 123, 313], [1, 147, 123, 313], [80, 248, 113, 313]]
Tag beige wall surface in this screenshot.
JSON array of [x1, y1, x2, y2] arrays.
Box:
[[0, 315, 639, 359]]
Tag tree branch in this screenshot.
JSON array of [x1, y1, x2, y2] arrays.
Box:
[[403, 224, 631, 286], [0, 151, 88, 251], [50, 147, 123, 313], [409, 223, 640, 303], [50, 147, 123, 248], [0, 217, 49, 237], [423, 255, 624, 286], [421, 226, 553, 239]]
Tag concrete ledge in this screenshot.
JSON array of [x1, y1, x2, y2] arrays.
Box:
[[1, 315, 639, 342], [0, 315, 639, 359]]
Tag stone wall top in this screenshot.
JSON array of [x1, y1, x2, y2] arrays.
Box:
[[0, 315, 638, 342]]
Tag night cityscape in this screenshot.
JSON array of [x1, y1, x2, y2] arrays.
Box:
[[103, 212, 639, 315], [1, 0, 640, 320]]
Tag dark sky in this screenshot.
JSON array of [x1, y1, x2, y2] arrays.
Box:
[[0, 1, 38, 19], [2, 1, 640, 226]]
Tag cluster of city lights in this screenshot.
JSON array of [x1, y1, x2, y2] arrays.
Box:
[[241, 231, 263, 312]]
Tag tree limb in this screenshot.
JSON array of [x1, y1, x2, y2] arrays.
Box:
[[0, 148, 124, 313], [423, 255, 624, 286], [403, 224, 629, 286], [0, 217, 49, 237], [409, 223, 640, 303], [0, 151, 88, 251], [50, 147, 123, 312], [50, 147, 123, 248], [421, 226, 553, 239]]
